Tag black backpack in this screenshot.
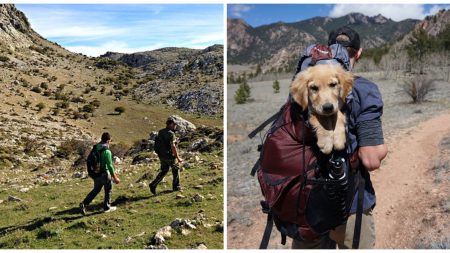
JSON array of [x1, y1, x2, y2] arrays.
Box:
[[153, 129, 170, 158], [86, 145, 107, 178]]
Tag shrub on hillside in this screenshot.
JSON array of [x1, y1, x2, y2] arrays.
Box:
[[36, 102, 45, 112], [31, 86, 42, 93], [401, 76, 435, 104], [114, 106, 126, 115]]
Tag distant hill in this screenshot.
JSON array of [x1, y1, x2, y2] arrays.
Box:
[[101, 45, 223, 116], [228, 12, 418, 70]]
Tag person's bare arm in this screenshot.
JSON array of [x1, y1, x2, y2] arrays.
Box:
[[171, 143, 182, 162], [358, 144, 387, 171]]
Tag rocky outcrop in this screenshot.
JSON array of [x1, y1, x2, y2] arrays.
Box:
[[227, 13, 419, 68], [0, 4, 34, 49]]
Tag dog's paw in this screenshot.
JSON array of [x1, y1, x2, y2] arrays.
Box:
[[333, 131, 346, 151], [317, 135, 334, 154]]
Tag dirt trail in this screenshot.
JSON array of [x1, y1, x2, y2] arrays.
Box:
[[228, 110, 450, 249]]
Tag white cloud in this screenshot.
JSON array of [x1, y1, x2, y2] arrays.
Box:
[[329, 4, 426, 21], [66, 41, 166, 57], [231, 4, 253, 18], [424, 5, 450, 17]]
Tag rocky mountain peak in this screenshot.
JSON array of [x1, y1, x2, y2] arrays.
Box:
[[419, 8, 450, 36], [0, 4, 34, 49]]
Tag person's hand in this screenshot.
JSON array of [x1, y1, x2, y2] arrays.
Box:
[[113, 175, 121, 184], [177, 157, 183, 163]]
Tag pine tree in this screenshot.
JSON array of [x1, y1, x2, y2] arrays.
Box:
[[273, 80, 280, 93]]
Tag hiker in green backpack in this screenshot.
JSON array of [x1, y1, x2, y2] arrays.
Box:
[[80, 132, 121, 215], [149, 117, 183, 195]]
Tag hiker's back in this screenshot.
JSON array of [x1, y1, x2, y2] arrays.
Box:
[[155, 128, 175, 159]]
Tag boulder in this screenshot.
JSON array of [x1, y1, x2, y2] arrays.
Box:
[[189, 138, 208, 152], [192, 194, 205, 203], [169, 115, 196, 134], [8, 195, 22, 202], [197, 243, 208, 249], [113, 156, 121, 164]]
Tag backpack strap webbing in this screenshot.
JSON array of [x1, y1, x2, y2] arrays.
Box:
[[250, 159, 260, 177], [248, 104, 286, 139], [259, 201, 273, 249], [352, 170, 365, 249]]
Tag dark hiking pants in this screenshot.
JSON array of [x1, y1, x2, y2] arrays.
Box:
[[150, 158, 180, 191], [82, 172, 112, 210]]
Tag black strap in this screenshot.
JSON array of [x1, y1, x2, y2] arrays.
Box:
[[352, 171, 365, 249], [281, 234, 287, 245], [248, 105, 285, 139], [259, 213, 273, 249], [250, 159, 260, 177]]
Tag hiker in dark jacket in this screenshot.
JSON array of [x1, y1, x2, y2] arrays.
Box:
[[292, 26, 388, 249], [149, 118, 183, 195], [80, 132, 120, 215]]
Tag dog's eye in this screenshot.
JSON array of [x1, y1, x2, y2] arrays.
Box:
[[310, 86, 319, 92], [330, 82, 337, 88]]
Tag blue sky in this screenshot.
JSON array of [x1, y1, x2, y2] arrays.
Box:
[[228, 4, 450, 27], [17, 4, 224, 56]]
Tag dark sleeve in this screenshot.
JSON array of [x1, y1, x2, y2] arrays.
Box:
[[352, 78, 385, 147], [168, 131, 175, 144]]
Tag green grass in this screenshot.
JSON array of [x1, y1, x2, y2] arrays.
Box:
[[0, 151, 223, 249]]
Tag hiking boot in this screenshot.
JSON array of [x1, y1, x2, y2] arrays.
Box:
[[149, 184, 156, 195], [80, 202, 86, 216], [104, 206, 117, 213], [173, 186, 182, 192]]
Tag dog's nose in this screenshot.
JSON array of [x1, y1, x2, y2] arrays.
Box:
[[322, 103, 334, 113]]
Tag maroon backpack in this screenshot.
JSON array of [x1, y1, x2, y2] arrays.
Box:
[[249, 100, 364, 249]]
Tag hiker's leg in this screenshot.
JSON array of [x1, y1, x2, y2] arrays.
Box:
[[103, 173, 113, 210], [329, 208, 376, 249], [150, 160, 170, 188], [292, 234, 335, 249], [171, 161, 180, 190], [291, 238, 321, 249], [82, 175, 103, 206]]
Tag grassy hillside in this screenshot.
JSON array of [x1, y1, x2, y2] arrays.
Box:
[[0, 151, 223, 249]]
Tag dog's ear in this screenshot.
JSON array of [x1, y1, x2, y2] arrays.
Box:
[[336, 67, 354, 102], [290, 69, 310, 110]]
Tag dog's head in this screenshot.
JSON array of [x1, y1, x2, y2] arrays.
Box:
[[290, 64, 353, 116]]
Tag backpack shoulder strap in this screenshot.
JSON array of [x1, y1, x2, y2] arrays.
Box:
[[248, 104, 286, 139], [259, 201, 273, 249]]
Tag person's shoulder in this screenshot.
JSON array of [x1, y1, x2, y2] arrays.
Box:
[[353, 76, 381, 94]]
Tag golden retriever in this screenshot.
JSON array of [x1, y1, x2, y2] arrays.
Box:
[[290, 64, 353, 154]]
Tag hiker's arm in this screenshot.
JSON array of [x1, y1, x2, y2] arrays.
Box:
[[105, 150, 120, 183], [353, 80, 387, 171], [171, 144, 182, 162]]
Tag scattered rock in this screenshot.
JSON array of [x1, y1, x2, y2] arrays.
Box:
[[192, 194, 205, 203], [194, 155, 200, 162], [194, 185, 203, 190], [206, 193, 216, 200], [189, 138, 208, 151], [72, 171, 85, 179], [48, 206, 57, 211], [215, 221, 224, 232], [127, 183, 134, 189], [101, 234, 107, 239], [8, 195, 22, 202], [19, 187, 30, 193], [181, 228, 191, 236], [113, 156, 121, 164], [147, 244, 168, 249], [183, 162, 191, 169], [0, 200, 4, 204], [197, 243, 208, 249], [176, 194, 186, 199], [125, 236, 133, 243]]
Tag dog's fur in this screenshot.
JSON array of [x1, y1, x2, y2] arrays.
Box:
[[290, 64, 353, 154]]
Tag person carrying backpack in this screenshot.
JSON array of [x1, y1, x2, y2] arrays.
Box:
[[149, 117, 183, 195], [80, 132, 120, 215], [291, 26, 388, 249]]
